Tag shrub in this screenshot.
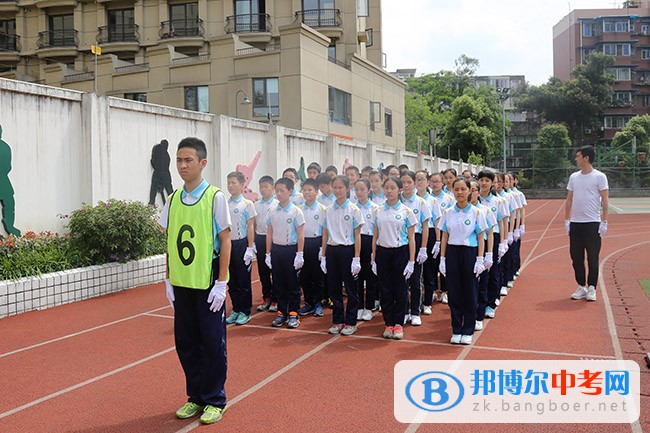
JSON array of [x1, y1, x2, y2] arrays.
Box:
[[65, 199, 165, 264]]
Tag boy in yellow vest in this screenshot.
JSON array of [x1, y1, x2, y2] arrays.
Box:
[[158, 137, 231, 425]]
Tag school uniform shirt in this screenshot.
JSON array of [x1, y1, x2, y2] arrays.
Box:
[[474, 202, 498, 240], [371, 190, 387, 206], [567, 169, 609, 222], [421, 192, 442, 228], [479, 194, 505, 234], [512, 186, 528, 207], [266, 202, 306, 246], [358, 200, 380, 236], [401, 193, 432, 234], [158, 179, 231, 253], [433, 190, 456, 215], [254, 196, 278, 236], [290, 190, 305, 207], [349, 187, 358, 204], [228, 194, 257, 241], [318, 192, 335, 208], [439, 204, 489, 247], [374, 201, 418, 248], [499, 190, 516, 217], [302, 201, 327, 238], [323, 199, 364, 246]]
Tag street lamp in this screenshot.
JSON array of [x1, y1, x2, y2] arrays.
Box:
[[497, 87, 511, 172], [235, 89, 251, 118]]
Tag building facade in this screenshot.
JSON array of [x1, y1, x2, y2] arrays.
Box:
[[0, 0, 405, 147], [553, 1, 650, 141]]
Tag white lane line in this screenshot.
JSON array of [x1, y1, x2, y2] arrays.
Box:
[[145, 313, 174, 319], [0, 347, 176, 419], [521, 202, 565, 269]]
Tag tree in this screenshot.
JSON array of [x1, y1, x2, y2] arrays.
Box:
[[532, 124, 573, 188], [444, 94, 499, 162], [606, 115, 650, 187], [405, 93, 436, 152]]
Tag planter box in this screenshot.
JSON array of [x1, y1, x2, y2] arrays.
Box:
[[0, 254, 166, 319]]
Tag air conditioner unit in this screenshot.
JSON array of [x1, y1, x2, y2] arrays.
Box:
[[585, 128, 593, 134]]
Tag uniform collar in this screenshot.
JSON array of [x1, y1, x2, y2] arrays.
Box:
[[261, 196, 275, 204], [278, 202, 293, 211], [433, 190, 446, 199], [401, 192, 416, 202], [183, 179, 208, 198], [384, 201, 401, 210], [333, 199, 350, 209], [454, 203, 472, 213], [358, 199, 372, 208], [373, 190, 385, 198], [229, 194, 243, 203], [304, 200, 319, 210]]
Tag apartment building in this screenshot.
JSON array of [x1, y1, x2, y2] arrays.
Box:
[[0, 0, 404, 147], [553, 0, 650, 141]]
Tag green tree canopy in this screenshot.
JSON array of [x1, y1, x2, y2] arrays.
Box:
[[532, 124, 573, 188]]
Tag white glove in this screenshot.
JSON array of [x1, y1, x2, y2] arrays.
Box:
[[599, 221, 608, 237], [565, 220, 571, 235], [484, 252, 493, 270], [416, 247, 428, 264], [318, 247, 323, 261], [351, 257, 361, 276], [403, 260, 415, 280], [431, 241, 441, 258], [507, 232, 514, 245], [320, 257, 327, 274], [513, 228, 521, 241], [252, 243, 258, 255], [371, 261, 377, 275], [294, 251, 304, 270], [164, 278, 175, 309], [265, 253, 272, 269], [498, 242, 507, 259], [439, 257, 446, 277], [243, 247, 255, 266], [474, 256, 485, 278], [520, 225, 525, 236], [207, 280, 227, 312]]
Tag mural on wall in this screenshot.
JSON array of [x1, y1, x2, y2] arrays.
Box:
[[149, 139, 173, 206], [0, 124, 20, 237], [236, 150, 262, 201]]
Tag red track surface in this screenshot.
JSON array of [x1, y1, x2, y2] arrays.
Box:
[[1, 199, 648, 433]]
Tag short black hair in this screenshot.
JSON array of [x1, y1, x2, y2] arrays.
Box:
[[383, 176, 402, 189], [307, 162, 322, 173], [316, 173, 332, 185], [275, 177, 294, 191], [177, 137, 207, 160], [283, 167, 297, 177], [477, 170, 495, 181], [227, 171, 245, 184], [302, 178, 319, 190], [345, 165, 360, 175], [361, 165, 373, 173], [578, 145, 596, 164], [332, 175, 350, 189], [325, 165, 338, 175], [443, 168, 457, 177], [259, 175, 274, 186]]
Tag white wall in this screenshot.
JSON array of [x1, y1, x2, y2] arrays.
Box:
[[0, 78, 490, 235]]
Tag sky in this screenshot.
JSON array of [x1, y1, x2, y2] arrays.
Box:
[[381, 0, 624, 85]]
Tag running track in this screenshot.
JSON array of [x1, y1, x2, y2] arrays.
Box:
[[1, 199, 648, 433]]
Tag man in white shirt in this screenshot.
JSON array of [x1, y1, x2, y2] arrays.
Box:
[[565, 145, 609, 302]]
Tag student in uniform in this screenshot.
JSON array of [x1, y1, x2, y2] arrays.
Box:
[[511, 173, 527, 278], [400, 171, 431, 326], [317, 173, 335, 208], [442, 168, 457, 195], [429, 172, 455, 304], [384, 164, 400, 178], [345, 165, 361, 203], [160, 137, 231, 424], [438, 178, 488, 345], [283, 167, 305, 206], [355, 178, 379, 321], [298, 178, 327, 317], [494, 173, 512, 299], [254, 176, 278, 312], [369, 170, 386, 206], [371, 176, 417, 340], [266, 177, 305, 328], [225, 171, 257, 325], [502, 173, 520, 294], [307, 162, 321, 180], [325, 165, 338, 178], [361, 165, 374, 179], [320, 175, 364, 336], [416, 170, 442, 316]]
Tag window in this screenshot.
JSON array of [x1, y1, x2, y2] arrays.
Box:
[[356, 0, 368, 17], [615, 21, 629, 32], [365, 28, 373, 47], [184, 86, 209, 112], [583, 23, 593, 37], [604, 116, 632, 129], [606, 67, 631, 81], [124, 93, 147, 102], [303, 0, 335, 10], [603, 43, 631, 56], [328, 86, 351, 126], [643, 95, 650, 106], [643, 24, 649, 34], [643, 48, 650, 60], [49, 14, 75, 46], [234, 0, 266, 32], [107, 9, 135, 42], [582, 48, 595, 63], [384, 108, 392, 137], [169, 3, 199, 37], [0, 19, 17, 51], [328, 43, 336, 60], [252, 77, 279, 118], [369, 101, 381, 131], [614, 91, 633, 105], [603, 20, 629, 32]]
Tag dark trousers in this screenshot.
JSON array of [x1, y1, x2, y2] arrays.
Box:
[[300, 237, 324, 306], [487, 232, 502, 309], [446, 245, 479, 335], [254, 234, 274, 302], [513, 238, 521, 274], [173, 258, 227, 408], [271, 244, 301, 316], [569, 222, 602, 288], [501, 243, 511, 288], [422, 228, 439, 306], [406, 233, 423, 316], [476, 240, 491, 320], [376, 245, 409, 327], [327, 245, 359, 326], [228, 238, 252, 316], [358, 234, 378, 310]]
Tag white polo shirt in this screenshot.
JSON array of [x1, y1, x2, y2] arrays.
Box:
[[228, 194, 256, 241], [324, 199, 364, 246], [479, 194, 504, 234], [401, 192, 432, 234], [254, 196, 278, 236], [374, 201, 418, 248], [433, 190, 456, 214], [302, 200, 326, 238], [318, 192, 335, 208], [371, 190, 387, 206], [567, 169, 609, 223], [474, 202, 497, 240], [439, 204, 489, 247], [421, 192, 442, 228], [290, 190, 305, 207], [266, 202, 305, 246], [349, 187, 358, 204], [499, 190, 516, 217], [358, 199, 380, 236], [512, 187, 527, 207]]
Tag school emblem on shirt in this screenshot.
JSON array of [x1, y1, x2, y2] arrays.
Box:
[[314, 215, 319, 220], [366, 213, 371, 219], [396, 214, 402, 220], [491, 207, 497, 212], [413, 209, 419, 214], [441, 203, 447, 208], [287, 218, 292, 224], [464, 219, 471, 225], [344, 215, 350, 221], [234, 208, 239, 214]]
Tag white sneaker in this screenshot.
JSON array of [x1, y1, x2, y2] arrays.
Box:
[[441, 292, 448, 304], [432, 292, 439, 302], [500, 287, 508, 296], [460, 335, 473, 345], [475, 320, 484, 331], [422, 305, 432, 315], [450, 334, 461, 344], [404, 314, 411, 325], [507, 281, 514, 288], [411, 315, 422, 326], [586, 286, 597, 301], [361, 309, 373, 321], [571, 286, 588, 300], [494, 298, 500, 307], [357, 309, 364, 321]]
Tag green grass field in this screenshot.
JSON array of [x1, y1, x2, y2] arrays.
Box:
[[640, 279, 650, 300]]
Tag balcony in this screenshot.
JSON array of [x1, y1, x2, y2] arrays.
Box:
[[159, 19, 204, 47], [97, 24, 140, 53], [295, 9, 342, 38], [37, 30, 79, 57], [0, 33, 20, 62], [0, 0, 19, 12], [225, 14, 271, 33], [34, 0, 77, 8]]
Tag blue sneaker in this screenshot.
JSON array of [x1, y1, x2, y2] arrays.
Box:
[[271, 313, 286, 327], [225, 311, 239, 324], [485, 307, 495, 319], [235, 313, 251, 325], [287, 312, 300, 328], [313, 303, 324, 317], [298, 303, 314, 316]]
